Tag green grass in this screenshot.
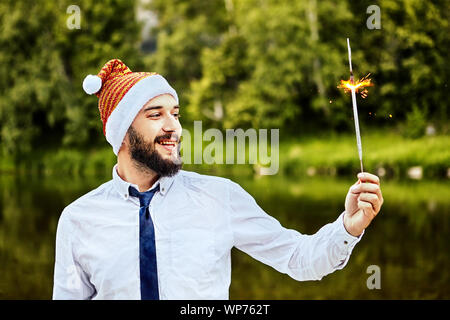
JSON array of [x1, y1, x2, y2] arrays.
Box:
[[1, 130, 449, 179], [281, 131, 450, 178]]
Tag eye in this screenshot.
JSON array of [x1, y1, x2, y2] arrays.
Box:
[[148, 113, 161, 118], [173, 113, 181, 118]]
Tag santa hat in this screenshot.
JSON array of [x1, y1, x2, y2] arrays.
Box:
[[82, 59, 178, 155]]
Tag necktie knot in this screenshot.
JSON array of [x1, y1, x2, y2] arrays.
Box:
[[129, 185, 160, 208]]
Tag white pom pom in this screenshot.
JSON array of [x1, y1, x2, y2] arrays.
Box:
[[82, 75, 102, 95]]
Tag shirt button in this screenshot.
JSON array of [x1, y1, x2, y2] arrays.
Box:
[[344, 240, 348, 245]]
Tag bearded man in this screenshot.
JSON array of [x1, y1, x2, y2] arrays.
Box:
[[52, 59, 383, 300]]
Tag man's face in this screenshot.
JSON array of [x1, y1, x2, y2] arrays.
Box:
[[124, 94, 183, 177]]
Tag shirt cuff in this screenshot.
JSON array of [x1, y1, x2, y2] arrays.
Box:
[[331, 211, 364, 269]]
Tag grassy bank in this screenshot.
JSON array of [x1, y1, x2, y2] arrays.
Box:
[[281, 131, 450, 179], [1, 131, 449, 179]]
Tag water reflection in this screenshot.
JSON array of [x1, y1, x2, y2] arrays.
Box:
[[0, 171, 448, 299]]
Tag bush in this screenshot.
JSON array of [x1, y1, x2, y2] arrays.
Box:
[[402, 105, 427, 139]]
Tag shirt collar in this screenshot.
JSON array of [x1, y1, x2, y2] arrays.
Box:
[[112, 164, 176, 200]]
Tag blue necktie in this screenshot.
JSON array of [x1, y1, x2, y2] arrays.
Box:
[[129, 185, 160, 300]]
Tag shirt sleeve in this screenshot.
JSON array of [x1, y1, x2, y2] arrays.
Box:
[[229, 180, 363, 281], [52, 210, 96, 299]]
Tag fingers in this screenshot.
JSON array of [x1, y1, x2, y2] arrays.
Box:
[[349, 172, 380, 193], [357, 172, 380, 185], [350, 182, 379, 194], [348, 179, 362, 193], [358, 192, 381, 213], [358, 200, 376, 219], [350, 181, 384, 204]]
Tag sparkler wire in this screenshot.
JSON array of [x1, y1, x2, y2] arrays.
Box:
[[347, 38, 364, 174]]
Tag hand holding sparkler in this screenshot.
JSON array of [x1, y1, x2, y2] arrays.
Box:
[[344, 172, 384, 237]]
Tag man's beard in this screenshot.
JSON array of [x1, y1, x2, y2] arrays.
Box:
[[127, 126, 182, 177]]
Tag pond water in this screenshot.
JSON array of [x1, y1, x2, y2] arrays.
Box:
[[0, 169, 448, 299]]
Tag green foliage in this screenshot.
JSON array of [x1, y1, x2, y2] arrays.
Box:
[[0, 0, 448, 159], [145, 0, 229, 111], [41, 147, 116, 176], [402, 105, 427, 138], [0, 0, 142, 157], [149, 0, 449, 133], [356, 0, 449, 130]]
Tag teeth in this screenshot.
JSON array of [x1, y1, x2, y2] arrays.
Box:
[[159, 141, 175, 145]]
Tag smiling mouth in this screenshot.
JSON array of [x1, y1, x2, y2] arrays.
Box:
[[157, 139, 177, 152]]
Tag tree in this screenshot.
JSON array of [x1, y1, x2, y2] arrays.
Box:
[[144, 0, 229, 118], [353, 0, 449, 134], [0, 0, 142, 157], [188, 0, 356, 132], [148, 0, 449, 134]]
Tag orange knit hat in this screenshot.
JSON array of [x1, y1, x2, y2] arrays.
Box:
[[82, 59, 178, 155]]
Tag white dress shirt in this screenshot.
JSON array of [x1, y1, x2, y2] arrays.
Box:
[[52, 164, 362, 300]]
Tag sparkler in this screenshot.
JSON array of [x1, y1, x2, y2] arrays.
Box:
[[338, 38, 373, 174]]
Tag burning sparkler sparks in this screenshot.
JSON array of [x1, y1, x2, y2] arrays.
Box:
[[338, 73, 373, 98], [338, 38, 375, 174]]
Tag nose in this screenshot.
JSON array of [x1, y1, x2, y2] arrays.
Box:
[[162, 112, 180, 133]]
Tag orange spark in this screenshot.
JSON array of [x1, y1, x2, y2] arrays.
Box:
[[338, 73, 373, 98]]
